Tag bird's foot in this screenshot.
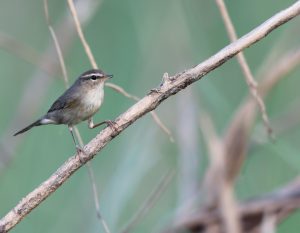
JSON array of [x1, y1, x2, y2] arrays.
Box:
[[105, 120, 119, 132], [76, 145, 86, 164]]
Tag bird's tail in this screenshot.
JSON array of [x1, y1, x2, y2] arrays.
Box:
[[13, 119, 42, 136]]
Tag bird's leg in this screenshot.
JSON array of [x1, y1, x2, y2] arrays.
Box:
[[68, 126, 85, 162], [88, 118, 117, 131]]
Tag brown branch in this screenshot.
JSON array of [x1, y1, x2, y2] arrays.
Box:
[[164, 176, 300, 233], [1, 1, 300, 231], [166, 42, 300, 233], [215, 0, 273, 137]]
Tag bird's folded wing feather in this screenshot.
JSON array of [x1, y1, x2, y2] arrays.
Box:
[[47, 93, 79, 113]]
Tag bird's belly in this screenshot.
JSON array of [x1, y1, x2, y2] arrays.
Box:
[[48, 89, 103, 126]]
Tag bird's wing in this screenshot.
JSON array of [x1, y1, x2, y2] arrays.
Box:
[[47, 87, 79, 113], [47, 98, 75, 113]]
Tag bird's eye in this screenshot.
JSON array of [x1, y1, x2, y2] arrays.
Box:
[[90, 75, 97, 81]]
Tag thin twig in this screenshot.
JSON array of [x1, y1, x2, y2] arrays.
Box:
[[200, 114, 241, 233], [215, 0, 273, 137], [0, 32, 51, 74], [67, 0, 98, 69], [44, 0, 69, 88], [86, 163, 111, 233], [1, 1, 300, 231], [106, 83, 140, 100], [44, 1, 110, 232], [119, 170, 175, 233], [74, 128, 111, 233], [259, 48, 300, 96], [66, 0, 173, 142], [106, 82, 174, 141]]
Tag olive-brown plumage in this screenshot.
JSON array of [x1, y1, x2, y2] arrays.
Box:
[[14, 69, 113, 152]]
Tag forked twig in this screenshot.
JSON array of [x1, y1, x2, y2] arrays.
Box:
[[215, 0, 273, 137]]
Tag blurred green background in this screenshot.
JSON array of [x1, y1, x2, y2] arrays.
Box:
[[1, 0, 300, 232]]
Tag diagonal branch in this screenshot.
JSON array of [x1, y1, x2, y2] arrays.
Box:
[[1, 1, 300, 231]]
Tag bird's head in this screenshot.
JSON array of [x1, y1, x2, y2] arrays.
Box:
[[78, 69, 113, 88]]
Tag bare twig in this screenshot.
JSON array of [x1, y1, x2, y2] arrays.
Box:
[[249, 48, 300, 143], [200, 114, 241, 233], [74, 128, 111, 233], [119, 170, 175, 233], [215, 0, 273, 137], [67, 0, 98, 69], [0, 32, 50, 74], [200, 112, 224, 206], [259, 48, 300, 96], [105, 83, 174, 141], [1, 1, 300, 231], [164, 176, 300, 233], [43, 1, 110, 232], [86, 162, 111, 233], [66, 0, 173, 142], [43, 0, 69, 88]]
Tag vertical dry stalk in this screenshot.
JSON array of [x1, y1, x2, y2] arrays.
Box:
[[43, 1, 110, 232], [44, 0, 69, 88], [200, 114, 241, 233], [67, 0, 98, 69], [215, 0, 272, 136]]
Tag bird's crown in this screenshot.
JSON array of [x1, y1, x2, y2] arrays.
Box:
[[80, 69, 106, 79]]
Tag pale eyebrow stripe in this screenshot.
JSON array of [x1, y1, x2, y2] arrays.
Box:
[[81, 73, 102, 78]]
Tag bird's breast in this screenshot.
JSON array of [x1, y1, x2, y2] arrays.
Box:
[[72, 87, 104, 123], [82, 87, 103, 107], [82, 88, 104, 111]]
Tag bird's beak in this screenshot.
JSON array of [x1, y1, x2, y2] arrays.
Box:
[[106, 74, 113, 79]]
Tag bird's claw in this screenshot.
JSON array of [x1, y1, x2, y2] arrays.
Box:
[[76, 145, 86, 164], [105, 120, 118, 132]]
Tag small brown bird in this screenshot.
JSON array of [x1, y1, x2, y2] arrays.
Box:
[[14, 69, 114, 153]]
